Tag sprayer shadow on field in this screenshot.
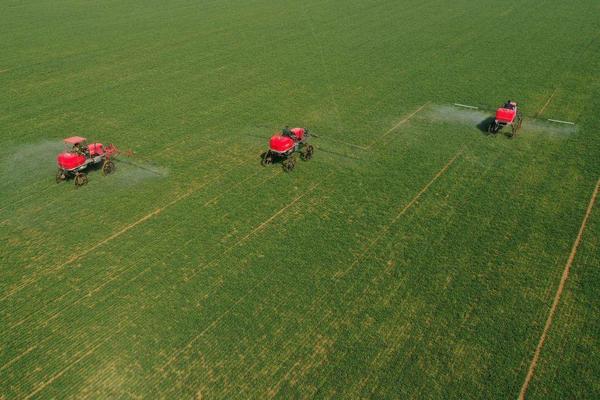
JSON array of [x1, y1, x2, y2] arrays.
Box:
[[477, 117, 495, 134]]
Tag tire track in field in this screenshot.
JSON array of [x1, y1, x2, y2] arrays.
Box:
[[158, 193, 337, 396], [312, 102, 430, 154], [0, 346, 36, 373], [22, 324, 126, 400], [173, 175, 332, 284], [1, 159, 250, 303], [533, 33, 596, 121], [4, 167, 272, 329], [264, 147, 475, 396], [335, 147, 464, 278], [518, 176, 599, 400], [6, 169, 275, 332], [0, 169, 289, 376], [299, 1, 345, 133], [153, 177, 331, 381], [178, 148, 467, 396], [367, 102, 430, 149], [535, 88, 558, 117], [156, 275, 271, 374]]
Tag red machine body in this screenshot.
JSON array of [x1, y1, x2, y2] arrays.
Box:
[[268, 128, 307, 153], [495, 108, 517, 124], [488, 102, 523, 137], [269, 135, 296, 153], [262, 127, 314, 172], [88, 143, 105, 156], [56, 142, 105, 171], [57, 152, 86, 170], [290, 128, 306, 140], [55, 136, 122, 187]]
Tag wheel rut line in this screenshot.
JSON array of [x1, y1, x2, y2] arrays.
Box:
[[265, 311, 334, 398], [240, 173, 332, 242], [367, 102, 430, 149], [518, 176, 599, 400], [155, 176, 332, 378], [536, 88, 558, 117], [1, 161, 249, 302], [42, 266, 152, 327], [335, 147, 464, 278], [306, 102, 429, 154], [299, 1, 345, 133], [0, 188, 194, 302], [0, 345, 37, 372], [22, 327, 122, 400], [157, 275, 271, 375], [4, 169, 272, 333], [179, 174, 331, 284]]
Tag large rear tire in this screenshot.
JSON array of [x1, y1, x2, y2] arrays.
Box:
[[56, 169, 64, 183], [300, 144, 314, 161], [102, 160, 115, 175], [74, 173, 88, 188], [261, 151, 273, 166], [282, 157, 296, 172]]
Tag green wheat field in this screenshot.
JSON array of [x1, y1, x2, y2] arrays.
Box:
[[1, 0, 599, 398]]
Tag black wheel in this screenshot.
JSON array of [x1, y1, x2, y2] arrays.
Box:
[[55, 169, 64, 183], [301, 144, 314, 161], [102, 160, 115, 175], [488, 121, 498, 134], [282, 157, 296, 172], [261, 151, 273, 166], [74, 173, 88, 188]]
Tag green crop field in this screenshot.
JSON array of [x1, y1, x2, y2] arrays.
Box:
[[1, 0, 599, 398]]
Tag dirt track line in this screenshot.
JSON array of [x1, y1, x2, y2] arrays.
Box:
[[266, 311, 334, 398], [181, 177, 328, 284], [202, 169, 272, 207], [536, 88, 558, 117], [0, 69, 8, 74], [0, 346, 37, 372], [158, 275, 270, 374], [367, 102, 429, 149], [157, 178, 330, 376], [4, 168, 269, 333], [1, 161, 252, 303], [7, 170, 272, 331], [23, 333, 113, 400], [0, 187, 195, 303], [321, 136, 368, 151], [518, 177, 599, 400], [237, 183, 319, 243], [335, 147, 464, 278]]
